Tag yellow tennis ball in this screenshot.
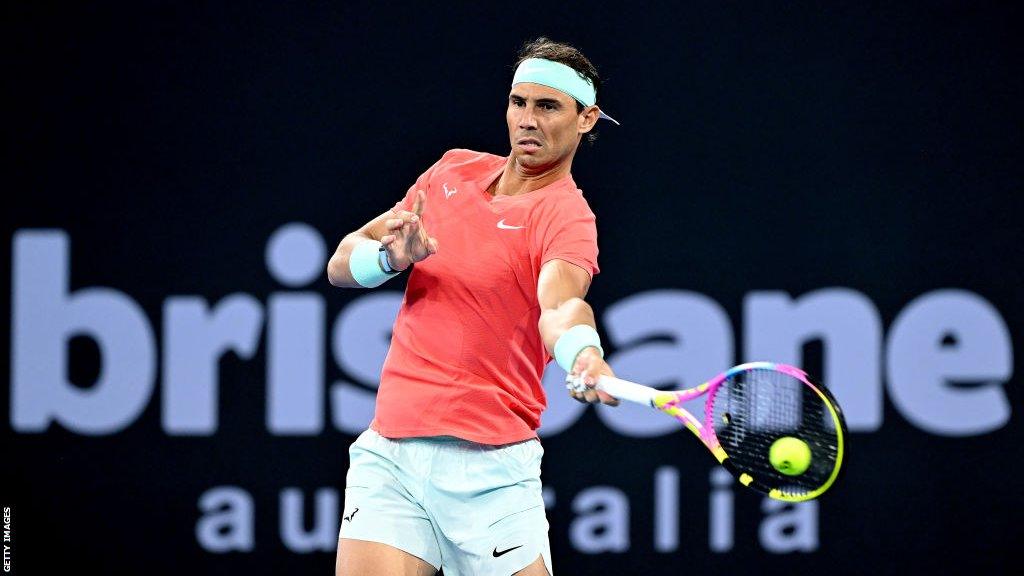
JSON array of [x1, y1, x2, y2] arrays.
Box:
[[769, 436, 812, 476]]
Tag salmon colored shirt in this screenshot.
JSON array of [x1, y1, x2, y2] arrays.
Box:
[[370, 149, 600, 445]]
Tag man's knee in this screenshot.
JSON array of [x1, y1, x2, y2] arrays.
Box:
[[336, 538, 437, 576]]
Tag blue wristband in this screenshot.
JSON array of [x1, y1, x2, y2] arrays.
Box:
[[554, 325, 604, 372], [349, 240, 398, 288]]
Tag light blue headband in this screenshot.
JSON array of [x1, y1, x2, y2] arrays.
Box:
[[512, 58, 620, 125]]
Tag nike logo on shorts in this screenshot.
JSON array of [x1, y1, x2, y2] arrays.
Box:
[[343, 507, 359, 522], [492, 544, 523, 557], [497, 219, 526, 230]]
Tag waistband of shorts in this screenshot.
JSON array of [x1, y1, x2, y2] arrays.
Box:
[[372, 430, 539, 450]]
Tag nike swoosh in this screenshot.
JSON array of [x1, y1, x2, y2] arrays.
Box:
[[492, 544, 523, 557], [497, 219, 526, 230]]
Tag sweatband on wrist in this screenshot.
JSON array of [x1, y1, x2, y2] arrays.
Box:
[[554, 324, 604, 372], [349, 240, 398, 288]]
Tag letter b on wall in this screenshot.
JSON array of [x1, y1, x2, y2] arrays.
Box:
[[11, 230, 156, 434]]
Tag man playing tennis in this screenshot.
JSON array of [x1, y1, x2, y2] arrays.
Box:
[[327, 37, 620, 576]]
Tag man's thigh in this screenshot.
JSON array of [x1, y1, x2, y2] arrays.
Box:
[[338, 431, 443, 573], [336, 538, 437, 576], [431, 439, 553, 575]]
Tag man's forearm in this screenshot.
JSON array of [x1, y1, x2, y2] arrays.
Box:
[[326, 231, 376, 288], [538, 297, 598, 356]]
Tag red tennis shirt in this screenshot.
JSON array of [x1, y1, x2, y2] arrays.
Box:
[[370, 149, 600, 444]]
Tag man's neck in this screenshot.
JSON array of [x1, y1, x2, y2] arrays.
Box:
[[492, 154, 575, 197]]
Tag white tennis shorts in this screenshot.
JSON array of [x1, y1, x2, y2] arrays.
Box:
[[339, 429, 552, 575]]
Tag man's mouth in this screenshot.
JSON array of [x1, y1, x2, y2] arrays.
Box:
[[517, 138, 542, 150]]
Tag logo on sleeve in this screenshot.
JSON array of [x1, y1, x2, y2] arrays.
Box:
[[443, 183, 458, 199], [497, 219, 526, 230]]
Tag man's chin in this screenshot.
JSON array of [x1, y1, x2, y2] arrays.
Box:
[[513, 151, 546, 169]]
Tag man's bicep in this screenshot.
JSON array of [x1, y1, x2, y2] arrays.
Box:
[[537, 259, 592, 311]]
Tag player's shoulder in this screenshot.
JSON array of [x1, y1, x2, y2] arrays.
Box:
[[428, 149, 505, 184], [437, 148, 503, 168], [527, 184, 596, 230], [546, 182, 595, 213]]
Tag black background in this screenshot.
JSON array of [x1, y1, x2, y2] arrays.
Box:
[[4, 1, 1022, 574]]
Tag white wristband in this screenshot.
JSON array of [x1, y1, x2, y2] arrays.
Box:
[[349, 240, 398, 288], [553, 325, 604, 372]]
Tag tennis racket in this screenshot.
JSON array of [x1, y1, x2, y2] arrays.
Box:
[[569, 361, 847, 502]]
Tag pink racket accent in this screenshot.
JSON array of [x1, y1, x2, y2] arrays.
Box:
[[665, 362, 810, 451], [774, 363, 810, 382], [594, 361, 812, 452], [594, 361, 847, 502], [656, 371, 734, 449]]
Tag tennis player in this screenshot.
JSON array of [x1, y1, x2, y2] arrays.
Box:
[[327, 37, 620, 576]]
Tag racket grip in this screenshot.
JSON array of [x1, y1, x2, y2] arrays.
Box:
[[595, 376, 658, 406]]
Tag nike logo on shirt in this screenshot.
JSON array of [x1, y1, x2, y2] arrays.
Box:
[[497, 219, 526, 230], [492, 544, 523, 557]]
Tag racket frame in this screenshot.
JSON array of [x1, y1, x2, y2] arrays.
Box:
[[593, 361, 846, 502]]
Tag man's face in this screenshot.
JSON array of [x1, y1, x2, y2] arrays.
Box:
[[506, 83, 589, 171]]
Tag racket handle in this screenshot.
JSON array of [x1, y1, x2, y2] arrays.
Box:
[[594, 376, 658, 406]]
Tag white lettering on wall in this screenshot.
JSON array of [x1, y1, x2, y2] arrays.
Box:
[[8, 227, 1014, 439], [887, 290, 1013, 436], [569, 486, 630, 553], [744, 289, 883, 431], [11, 230, 156, 434], [598, 290, 733, 437], [196, 486, 254, 553]]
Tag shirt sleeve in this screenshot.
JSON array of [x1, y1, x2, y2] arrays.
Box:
[[397, 155, 445, 211], [535, 190, 600, 277], [398, 170, 430, 212]]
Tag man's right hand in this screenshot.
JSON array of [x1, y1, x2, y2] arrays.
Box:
[[380, 190, 439, 271]]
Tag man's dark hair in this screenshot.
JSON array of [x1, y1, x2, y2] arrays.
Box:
[[514, 37, 602, 144]]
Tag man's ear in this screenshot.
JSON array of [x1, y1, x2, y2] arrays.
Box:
[[578, 105, 600, 134]]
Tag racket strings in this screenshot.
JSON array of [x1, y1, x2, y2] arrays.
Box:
[[710, 368, 841, 497]]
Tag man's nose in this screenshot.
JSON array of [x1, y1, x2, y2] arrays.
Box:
[[518, 106, 538, 129]]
